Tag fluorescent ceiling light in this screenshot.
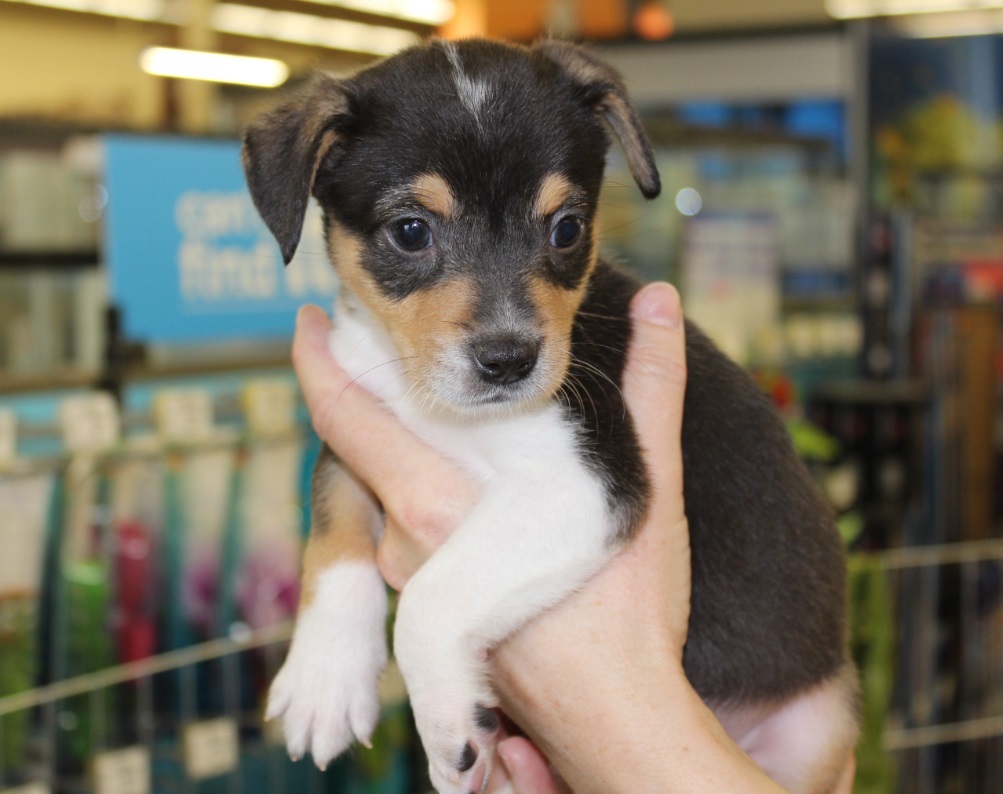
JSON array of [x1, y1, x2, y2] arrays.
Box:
[[140, 47, 290, 87], [1, 0, 422, 55], [302, 0, 455, 26], [894, 7, 1003, 34], [4, 0, 165, 21], [213, 4, 419, 55], [828, 0, 1003, 18]]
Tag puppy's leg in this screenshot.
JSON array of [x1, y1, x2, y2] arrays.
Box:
[[394, 473, 613, 794], [267, 445, 388, 769], [716, 663, 860, 794]]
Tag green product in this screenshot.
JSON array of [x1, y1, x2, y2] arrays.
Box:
[[0, 596, 37, 772], [59, 559, 115, 765]]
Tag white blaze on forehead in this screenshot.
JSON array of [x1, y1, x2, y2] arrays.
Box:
[[442, 42, 490, 125]]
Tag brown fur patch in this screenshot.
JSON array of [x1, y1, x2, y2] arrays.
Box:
[[328, 220, 475, 382], [380, 278, 475, 377], [328, 222, 367, 295], [534, 173, 573, 219], [300, 463, 379, 609], [411, 172, 458, 218], [529, 241, 597, 398]]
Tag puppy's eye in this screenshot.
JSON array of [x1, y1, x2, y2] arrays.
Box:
[[390, 218, 433, 252], [550, 216, 584, 249]]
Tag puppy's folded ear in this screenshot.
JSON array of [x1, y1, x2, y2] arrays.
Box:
[[534, 39, 661, 200], [242, 73, 350, 264]]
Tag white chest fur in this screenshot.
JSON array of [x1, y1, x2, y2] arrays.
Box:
[[326, 298, 617, 793], [327, 299, 595, 489]]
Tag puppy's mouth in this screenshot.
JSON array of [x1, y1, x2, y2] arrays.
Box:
[[424, 332, 560, 415]]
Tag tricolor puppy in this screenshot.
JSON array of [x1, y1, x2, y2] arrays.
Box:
[[243, 38, 858, 794]]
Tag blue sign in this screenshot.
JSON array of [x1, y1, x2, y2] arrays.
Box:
[[104, 135, 336, 345]]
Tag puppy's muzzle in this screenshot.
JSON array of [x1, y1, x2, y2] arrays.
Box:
[[471, 334, 539, 386]]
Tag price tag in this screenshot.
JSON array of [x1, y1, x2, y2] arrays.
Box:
[[58, 393, 120, 454], [243, 380, 296, 437], [182, 717, 239, 780], [153, 389, 214, 444], [0, 784, 51, 794], [0, 409, 16, 466], [92, 746, 151, 794]]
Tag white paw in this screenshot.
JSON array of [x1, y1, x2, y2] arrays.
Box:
[[405, 694, 500, 794], [268, 562, 388, 769], [395, 610, 499, 793]]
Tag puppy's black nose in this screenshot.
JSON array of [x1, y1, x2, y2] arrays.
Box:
[[472, 335, 539, 385]]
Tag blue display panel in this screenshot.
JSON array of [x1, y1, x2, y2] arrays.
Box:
[[104, 135, 335, 345]]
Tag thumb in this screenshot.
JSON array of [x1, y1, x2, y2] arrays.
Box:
[[496, 737, 562, 794], [623, 282, 687, 490]]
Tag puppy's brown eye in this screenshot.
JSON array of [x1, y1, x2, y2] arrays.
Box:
[[550, 216, 584, 249], [390, 218, 433, 252]]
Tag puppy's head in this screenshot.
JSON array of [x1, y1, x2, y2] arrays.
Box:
[[243, 38, 660, 414]]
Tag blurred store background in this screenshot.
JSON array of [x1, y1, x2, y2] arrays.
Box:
[[0, 1, 1001, 792]]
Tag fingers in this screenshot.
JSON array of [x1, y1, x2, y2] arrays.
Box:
[[832, 752, 856, 794], [495, 737, 563, 794], [623, 283, 687, 519]]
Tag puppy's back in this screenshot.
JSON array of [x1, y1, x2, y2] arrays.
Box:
[[570, 261, 849, 704]]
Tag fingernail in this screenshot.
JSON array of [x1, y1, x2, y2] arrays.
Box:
[[633, 283, 682, 329], [497, 743, 516, 781]]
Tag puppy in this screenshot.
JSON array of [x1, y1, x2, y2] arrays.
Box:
[[243, 38, 859, 794]]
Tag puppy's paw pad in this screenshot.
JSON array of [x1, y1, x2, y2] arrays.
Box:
[[425, 721, 500, 794], [428, 741, 493, 794], [472, 705, 500, 735]]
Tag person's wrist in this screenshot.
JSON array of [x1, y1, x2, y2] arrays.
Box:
[[492, 642, 692, 793], [488, 596, 687, 786]]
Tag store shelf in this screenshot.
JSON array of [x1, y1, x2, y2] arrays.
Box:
[[0, 251, 100, 270]]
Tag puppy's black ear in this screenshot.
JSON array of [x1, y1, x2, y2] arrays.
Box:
[[534, 40, 660, 200], [242, 73, 349, 264]]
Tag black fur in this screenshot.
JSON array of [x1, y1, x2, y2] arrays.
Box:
[[457, 742, 477, 773], [563, 262, 649, 542], [315, 42, 610, 302], [473, 705, 499, 734], [566, 262, 847, 703], [679, 323, 847, 702]]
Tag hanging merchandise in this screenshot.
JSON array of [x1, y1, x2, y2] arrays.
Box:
[[53, 393, 121, 771], [232, 380, 303, 633], [108, 439, 164, 665], [0, 412, 56, 785], [154, 388, 237, 648], [153, 385, 245, 756]]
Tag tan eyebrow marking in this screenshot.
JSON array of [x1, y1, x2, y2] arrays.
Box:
[[534, 173, 574, 219], [411, 172, 458, 219]]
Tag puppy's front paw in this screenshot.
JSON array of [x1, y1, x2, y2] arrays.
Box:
[[396, 628, 499, 792], [420, 702, 501, 794], [268, 562, 388, 769]]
